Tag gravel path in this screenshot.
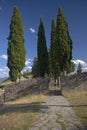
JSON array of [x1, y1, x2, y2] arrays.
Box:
[[30, 96, 86, 130]]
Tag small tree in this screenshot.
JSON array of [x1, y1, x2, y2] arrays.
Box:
[[77, 63, 82, 74], [7, 6, 26, 81]]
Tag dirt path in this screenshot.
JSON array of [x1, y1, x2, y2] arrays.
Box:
[[30, 96, 86, 130]]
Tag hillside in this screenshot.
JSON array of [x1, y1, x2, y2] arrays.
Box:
[[0, 77, 7, 83], [0, 72, 87, 102], [2, 77, 49, 102], [0, 72, 87, 129], [61, 72, 87, 90]]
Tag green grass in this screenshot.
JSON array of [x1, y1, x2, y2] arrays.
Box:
[[63, 90, 87, 127]]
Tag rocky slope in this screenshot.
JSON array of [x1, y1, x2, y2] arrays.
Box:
[[61, 72, 87, 90]]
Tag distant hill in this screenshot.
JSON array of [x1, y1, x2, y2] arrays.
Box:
[[0, 77, 8, 83]]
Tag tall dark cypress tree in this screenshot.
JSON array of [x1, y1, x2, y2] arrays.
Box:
[[56, 7, 72, 74], [32, 57, 39, 77], [37, 17, 49, 77], [50, 19, 60, 80], [7, 6, 26, 81], [77, 63, 82, 74]]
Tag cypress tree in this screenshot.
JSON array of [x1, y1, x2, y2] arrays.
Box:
[[56, 7, 72, 74], [50, 19, 60, 80], [37, 17, 49, 77], [77, 63, 82, 74], [67, 61, 75, 74], [7, 6, 26, 81], [32, 57, 39, 77]]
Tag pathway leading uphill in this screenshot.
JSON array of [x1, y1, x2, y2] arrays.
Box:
[[30, 96, 86, 130]]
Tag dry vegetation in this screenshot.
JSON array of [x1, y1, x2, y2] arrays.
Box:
[[0, 94, 47, 129], [63, 90, 87, 127], [0, 77, 87, 129], [49, 82, 61, 91], [6, 94, 46, 104], [0, 79, 12, 88]]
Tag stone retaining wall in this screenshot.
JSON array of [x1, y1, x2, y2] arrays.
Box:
[[3, 77, 49, 102], [61, 72, 87, 90], [1, 72, 87, 103], [49, 72, 87, 91], [0, 89, 5, 104]]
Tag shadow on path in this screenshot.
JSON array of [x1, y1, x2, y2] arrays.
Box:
[[0, 102, 48, 115]]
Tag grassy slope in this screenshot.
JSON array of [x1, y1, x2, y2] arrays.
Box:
[[63, 90, 87, 127], [0, 78, 87, 129], [0, 94, 47, 129], [0, 78, 12, 88]]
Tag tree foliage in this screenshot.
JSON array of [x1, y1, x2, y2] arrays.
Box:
[[66, 61, 75, 74], [50, 7, 73, 80], [56, 7, 72, 74], [50, 19, 60, 79], [7, 6, 26, 81], [77, 63, 82, 74], [37, 17, 49, 77], [32, 57, 39, 77]]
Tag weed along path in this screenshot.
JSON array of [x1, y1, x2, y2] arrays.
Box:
[[30, 96, 85, 130]]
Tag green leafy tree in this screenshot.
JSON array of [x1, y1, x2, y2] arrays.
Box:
[[56, 7, 73, 74], [50, 19, 60, 80], [77, 63, 82, 74], [7, 6, 26, 81], [37, 17, 49, 77]]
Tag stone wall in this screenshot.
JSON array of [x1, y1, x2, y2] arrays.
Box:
[[0, 89, 5, 104], [4, 77, 49, 102], [1, 72, 87, 103], [61, 72, 87, 90]]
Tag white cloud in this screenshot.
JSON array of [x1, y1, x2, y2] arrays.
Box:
[[29, 28, 35, 33], [23, 58, 33, 72], [0, 67, 9, 78], [72, 59, 87, 72], [27, 66, 32, 69], [0, 65, 32, 78], [82, 67, 87, 72], [0, 54, 7, 60], [25, 60, 31, 66], [72, 59, 87, 66], [25, 58, 33, 66], [0, 58, 33, 77], [22, 65, 32, 73]]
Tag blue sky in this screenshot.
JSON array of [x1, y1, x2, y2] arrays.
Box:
[[0, 0, 87, 77]]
